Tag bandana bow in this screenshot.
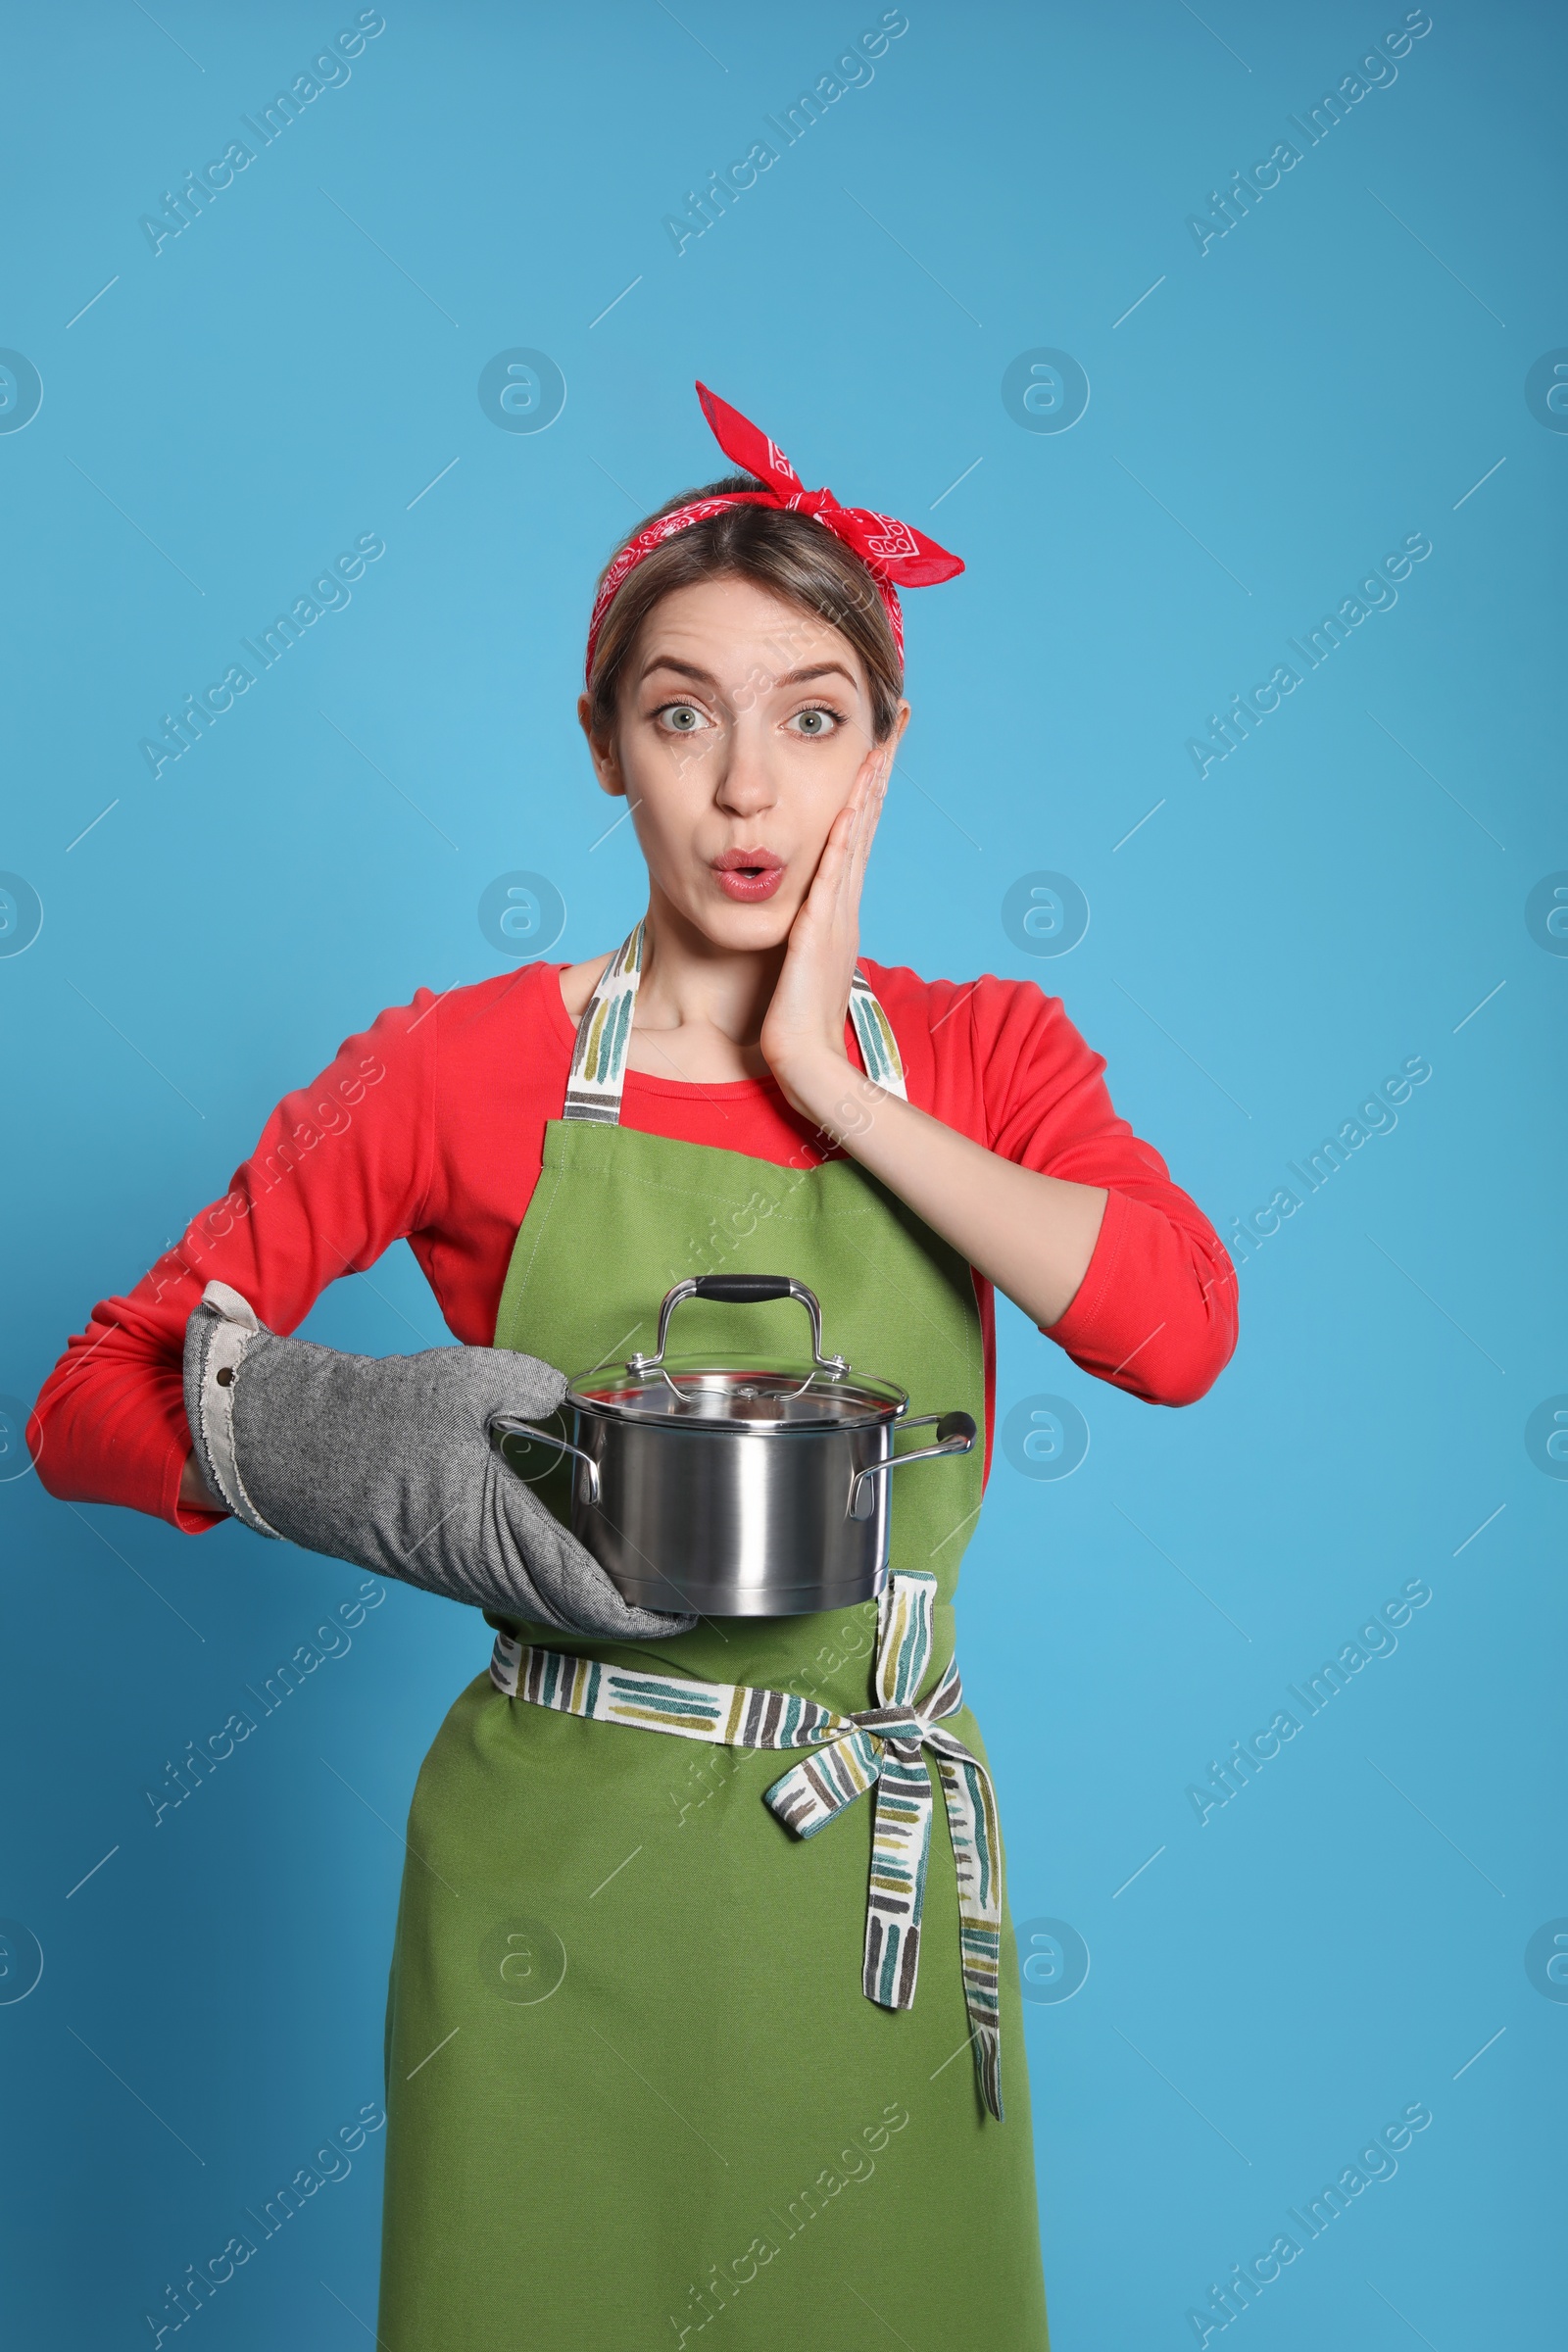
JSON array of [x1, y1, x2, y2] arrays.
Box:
[[584, 381, 963, 683]]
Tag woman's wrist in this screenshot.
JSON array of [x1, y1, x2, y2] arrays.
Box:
[[768, 1045, 871, 1138], [178, 1449, 226, 1516]]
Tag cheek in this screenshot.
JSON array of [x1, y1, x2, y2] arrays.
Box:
[[607, 726, 674, 822], [817, 741, 874, 820], [615, 746, 711, 873]]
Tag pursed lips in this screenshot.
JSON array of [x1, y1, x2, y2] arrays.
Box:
[[710, 848, 785, 902]]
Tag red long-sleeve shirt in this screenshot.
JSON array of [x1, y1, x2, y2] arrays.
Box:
[[32, 957, 1237, 1530]]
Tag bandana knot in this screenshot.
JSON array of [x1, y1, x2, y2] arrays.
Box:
[[584, 381, 963, 683]]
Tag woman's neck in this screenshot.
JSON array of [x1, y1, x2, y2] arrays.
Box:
[[561, 890, 787, 1086]]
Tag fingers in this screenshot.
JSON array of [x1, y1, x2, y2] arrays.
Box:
[[778, 743, 886, 1007], [799, 791, 858, 916], [823, 758, 879, 883], [849, 758, 889, 874], [796, 763, 882, 961], [837, 755, 887, 908]]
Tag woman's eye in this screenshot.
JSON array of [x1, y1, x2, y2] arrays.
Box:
[[788, 707, 839, 737], [657, 704, 708, 734]]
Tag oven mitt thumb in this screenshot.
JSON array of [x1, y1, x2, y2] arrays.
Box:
[[183, 1281, 697, 1640]]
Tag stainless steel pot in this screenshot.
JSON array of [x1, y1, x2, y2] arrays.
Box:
[[492, 1274, 976, 1618]]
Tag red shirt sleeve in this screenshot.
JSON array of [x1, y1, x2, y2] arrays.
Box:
[[868, 964, 1238, 1409], [31, 995, 438, 1533], [33, 957, 1236, 1536]]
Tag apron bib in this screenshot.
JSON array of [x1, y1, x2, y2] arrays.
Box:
[[376, 927, 1051, 2349]]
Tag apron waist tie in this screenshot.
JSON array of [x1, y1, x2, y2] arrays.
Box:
[[488, 1569, 1004, 2121]]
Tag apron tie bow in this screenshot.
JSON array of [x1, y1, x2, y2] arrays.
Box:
[[760, 1583, 1003, 2118], [489, 1569, 1005, 2120]]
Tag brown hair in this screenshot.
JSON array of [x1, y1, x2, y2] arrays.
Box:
[[585, 473, 905, 744]]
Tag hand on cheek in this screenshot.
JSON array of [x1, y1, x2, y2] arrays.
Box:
[[760, 741, 892, 1106]]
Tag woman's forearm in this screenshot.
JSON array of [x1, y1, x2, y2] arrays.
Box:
[[179, 1450, 226, 1515], [785, 1053, 1107, 1331]]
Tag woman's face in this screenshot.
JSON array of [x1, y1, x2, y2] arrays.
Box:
[[579, 575, 907, 949]]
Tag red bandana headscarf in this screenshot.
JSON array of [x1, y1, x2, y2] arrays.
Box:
[[584, 381, 964, 684]]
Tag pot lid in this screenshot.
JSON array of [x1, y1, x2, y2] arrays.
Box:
[[566, 1355, 907, 1431]]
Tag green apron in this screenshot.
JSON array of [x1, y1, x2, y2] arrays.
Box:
[[376, 928, 1051, 2348]]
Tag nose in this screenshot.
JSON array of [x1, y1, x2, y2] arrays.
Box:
[[711, 705, 779, 819]]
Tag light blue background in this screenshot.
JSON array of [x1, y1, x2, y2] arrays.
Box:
[[2, 3, 1561, 2343]]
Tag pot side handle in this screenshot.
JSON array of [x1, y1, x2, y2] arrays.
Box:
[[491, 1414, 602, 1506], [849, 1411, 977, 1521]]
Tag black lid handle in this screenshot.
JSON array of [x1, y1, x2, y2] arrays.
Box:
[[692, 1275, 792, 1303], [629, 1276, 849, 1377]]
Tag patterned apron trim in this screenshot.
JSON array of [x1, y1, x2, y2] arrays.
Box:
[[563, 920, 645, 1123], [488, 1569, 1004, 2121], [564, 917, 908, 1124], [847, 966, 906, 1096]]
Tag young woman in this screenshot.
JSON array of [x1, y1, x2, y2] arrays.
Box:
[[35, 384, 1237, 2348]]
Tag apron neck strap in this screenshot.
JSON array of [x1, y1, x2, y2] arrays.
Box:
[[563, 919, 646, 1124], [562, 917, 907, 1125]]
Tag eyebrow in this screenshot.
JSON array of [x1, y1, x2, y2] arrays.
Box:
[[638, 656, 859, 693]]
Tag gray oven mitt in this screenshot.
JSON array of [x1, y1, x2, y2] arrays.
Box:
[[182, 1281, 697, 1639]]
